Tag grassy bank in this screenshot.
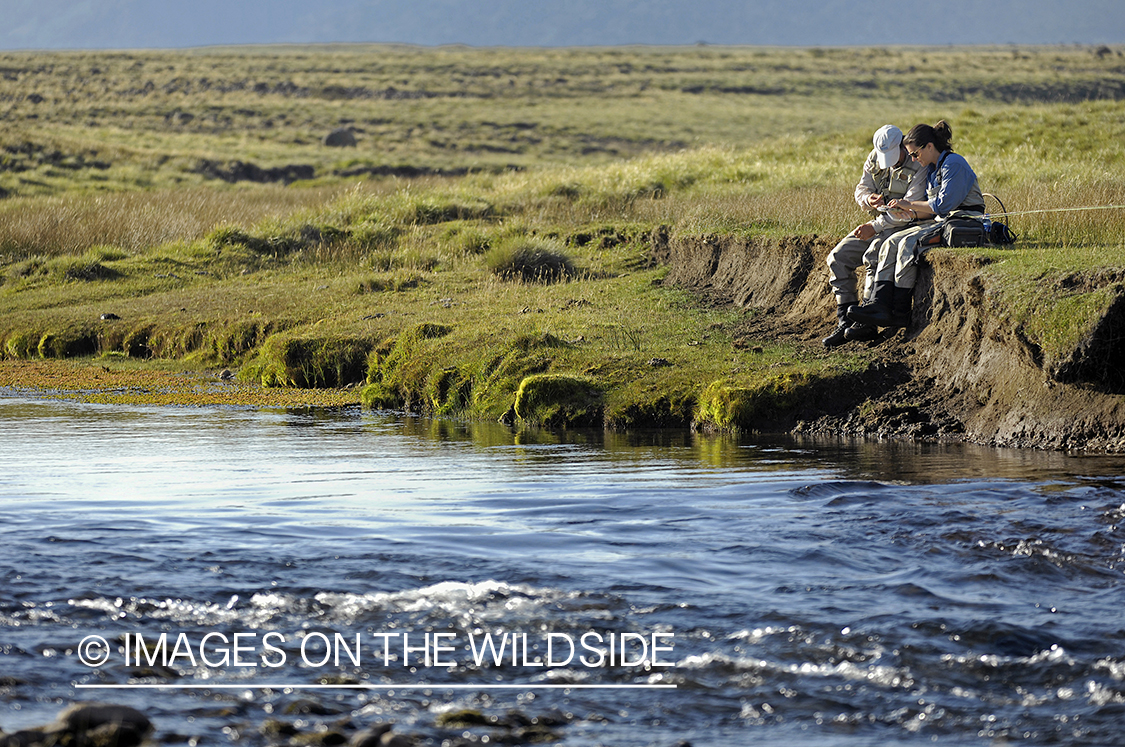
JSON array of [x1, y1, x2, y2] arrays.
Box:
[[2, 45, 1123, 431]]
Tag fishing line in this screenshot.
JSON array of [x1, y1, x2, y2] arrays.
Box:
[[984, 204, 1125, 219]]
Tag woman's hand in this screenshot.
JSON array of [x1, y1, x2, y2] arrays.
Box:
[[887, 199, 929, 221]]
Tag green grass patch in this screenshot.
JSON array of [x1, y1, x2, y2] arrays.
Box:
[[988, 271, 1121, 372]]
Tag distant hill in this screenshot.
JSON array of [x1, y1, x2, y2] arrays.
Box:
[[2, 0, 1123, 50]]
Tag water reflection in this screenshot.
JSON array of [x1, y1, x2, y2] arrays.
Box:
[[383, 411, 1125, 484], [4, 395, 1122, 495]]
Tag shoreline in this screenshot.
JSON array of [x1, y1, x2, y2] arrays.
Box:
[[4, 231, 1124, 453]]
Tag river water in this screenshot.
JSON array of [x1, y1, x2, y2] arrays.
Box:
[[2, 396, 1125, 746]]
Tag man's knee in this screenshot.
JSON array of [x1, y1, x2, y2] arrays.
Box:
[[828, 237, 864, 267]]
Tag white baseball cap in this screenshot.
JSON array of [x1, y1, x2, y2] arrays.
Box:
[[873, 125, 903, 169]]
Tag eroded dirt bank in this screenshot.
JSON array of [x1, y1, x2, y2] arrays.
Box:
[[652, 229, 1125, 452]]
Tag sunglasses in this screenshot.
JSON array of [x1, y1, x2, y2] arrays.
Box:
[[907, 144, 927, 160]]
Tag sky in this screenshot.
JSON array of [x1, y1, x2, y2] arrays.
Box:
[[1, 0, 1123, 50]]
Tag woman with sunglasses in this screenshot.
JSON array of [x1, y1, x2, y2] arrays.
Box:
[[846, 120, 984, 330]]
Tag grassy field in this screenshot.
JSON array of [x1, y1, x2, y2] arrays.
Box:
[[1, 44, 1123, 428], [3, 45, 1124, 190]]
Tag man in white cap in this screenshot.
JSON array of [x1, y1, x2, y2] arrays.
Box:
[[822, 124, 931, 349]]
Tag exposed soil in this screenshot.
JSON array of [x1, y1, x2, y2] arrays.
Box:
[[192, 159, 315, 184], [653, 229, 1125, 452]]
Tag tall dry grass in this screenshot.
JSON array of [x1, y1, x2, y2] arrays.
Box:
[[0, 185, 350, 259], [4, 111, 1124, 272]]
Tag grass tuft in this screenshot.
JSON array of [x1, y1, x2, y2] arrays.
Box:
[[485, 238, 575, 282]]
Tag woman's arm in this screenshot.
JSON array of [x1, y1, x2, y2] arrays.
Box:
[[885, 199, 934, 220], [927, 155, 977, 215]]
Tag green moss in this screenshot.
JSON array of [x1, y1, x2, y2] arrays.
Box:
[[604, 389, 697, 429], [37, 326, 99, 358], [426, 365, 474, 416], [364, 323, 462, 411], [369, 321, 453, 376], [695, 372, 815, 432], [1028, 288, 1116, 365], [121, 324, 156, 358], [514, 373, 603, 428], [245, 334, 374, 388], [356, 326, 576, 420], [144, 322, 209, 359], [467, 335, 562, 418], [204, 318, 296, 365], [359, 381, 403, 410], [4, 330, 40, 359]]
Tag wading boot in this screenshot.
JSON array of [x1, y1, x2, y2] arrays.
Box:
[[822, 303, 854, 349], [890, 285, 914, 328], [846, 281, 894, 327], [844, 322, 878, 343]]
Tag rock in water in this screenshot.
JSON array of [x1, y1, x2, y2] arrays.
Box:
[[53, 703, 153, 747], [351, 725, 413, 747]]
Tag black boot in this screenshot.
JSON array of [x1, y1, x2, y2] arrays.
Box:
[[822, 303, 853, 349], [844, 322, 878, 342], [846, 281, 894, 327], [890, 285, 914, 328]]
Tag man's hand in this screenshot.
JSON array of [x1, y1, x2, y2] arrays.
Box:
[[866, 194, 885, 208], [852, 223, 876, 241]]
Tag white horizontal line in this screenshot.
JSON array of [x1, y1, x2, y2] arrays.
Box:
[[76, 683, 676, 690]]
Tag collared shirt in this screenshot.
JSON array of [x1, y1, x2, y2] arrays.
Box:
[[854, 148, 929, 232], [926, 151, 983, 216]]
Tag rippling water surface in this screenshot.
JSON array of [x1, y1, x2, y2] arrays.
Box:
[[3, 397, 1125, 746]]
